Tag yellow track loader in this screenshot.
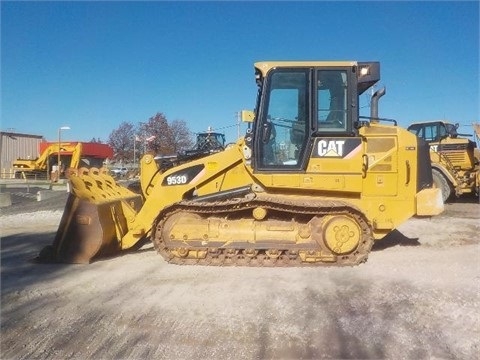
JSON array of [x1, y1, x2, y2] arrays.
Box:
[[40, 61, 443, 266]]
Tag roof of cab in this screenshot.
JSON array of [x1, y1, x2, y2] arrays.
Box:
[[254, 61, 359, 76]]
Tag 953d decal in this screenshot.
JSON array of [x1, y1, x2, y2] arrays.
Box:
[[162, 164, 205, 186]]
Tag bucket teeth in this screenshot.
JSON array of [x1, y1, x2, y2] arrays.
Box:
[[39, 168, 143, 264]]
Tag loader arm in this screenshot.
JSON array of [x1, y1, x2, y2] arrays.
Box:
[[120, 140, 249, 250], [44, 139, 251, 263]]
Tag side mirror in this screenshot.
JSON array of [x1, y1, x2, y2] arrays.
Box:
[[241, 110, 255, 123]]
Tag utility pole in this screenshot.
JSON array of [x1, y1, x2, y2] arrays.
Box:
[[236, 111, 241, 139], [57, 126, 70, 181]]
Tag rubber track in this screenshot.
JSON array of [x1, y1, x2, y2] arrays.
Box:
[[151, 195, 374, 267]]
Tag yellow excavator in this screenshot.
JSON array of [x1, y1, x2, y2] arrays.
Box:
[[13, 142, 83, 179], [40, 61, 443, 266]]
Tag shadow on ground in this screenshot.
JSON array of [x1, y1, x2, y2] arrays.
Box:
[[1, 231, 73, 296], [372, 229, 420, 251]]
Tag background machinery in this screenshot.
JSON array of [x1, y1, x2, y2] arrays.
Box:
[[407, 120, 479, 202], [154, 128, 226, 171], [13, 142, 113, 180], [127, 128, 226, 196], [41, 61, 443, 266], [13, 142, 80, 179]]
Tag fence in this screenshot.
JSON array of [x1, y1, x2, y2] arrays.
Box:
[[0, 168, 49, 181]]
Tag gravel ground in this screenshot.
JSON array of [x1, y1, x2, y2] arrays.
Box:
[[1, 186, 479, 359], [0, 186, 69, 216]]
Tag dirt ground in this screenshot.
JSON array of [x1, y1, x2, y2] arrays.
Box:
[[1, 188, 479, 359]]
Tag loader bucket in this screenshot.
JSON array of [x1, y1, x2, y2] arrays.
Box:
[[39, 167, 143, 264]]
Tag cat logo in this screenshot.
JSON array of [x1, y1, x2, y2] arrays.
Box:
[[312, 138, 362, 158], [318, 140, 345, 157]]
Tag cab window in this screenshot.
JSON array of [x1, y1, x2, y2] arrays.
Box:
[[257, 70, 309, 169], [317, 70, 348, 132], [409, 123, 443, 143]]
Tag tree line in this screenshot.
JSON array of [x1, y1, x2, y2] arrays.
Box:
[[106, 113, 194, 163]]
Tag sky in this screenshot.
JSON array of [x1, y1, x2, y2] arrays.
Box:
[[1, 1, 479, 144]]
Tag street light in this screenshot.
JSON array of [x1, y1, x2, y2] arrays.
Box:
[[58, 126, 70, 179]]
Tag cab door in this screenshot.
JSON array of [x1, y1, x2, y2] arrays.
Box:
[[254, 68, 311, 173]]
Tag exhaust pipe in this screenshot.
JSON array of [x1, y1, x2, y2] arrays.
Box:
[[370, 87, 386, 123]]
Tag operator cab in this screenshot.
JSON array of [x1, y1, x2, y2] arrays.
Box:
[[195, 131, 225, 151], [408, 121, 459, 143], [245, 61, 379, 171]]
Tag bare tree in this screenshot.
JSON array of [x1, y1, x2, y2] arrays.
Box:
[[139, 113, 194, 156], [108, 113, 195, 162], [170, 119, 194, 153], [107, 121, 135, 162]]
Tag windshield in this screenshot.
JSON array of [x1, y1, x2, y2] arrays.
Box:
[[408, 122, 458, 142]]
